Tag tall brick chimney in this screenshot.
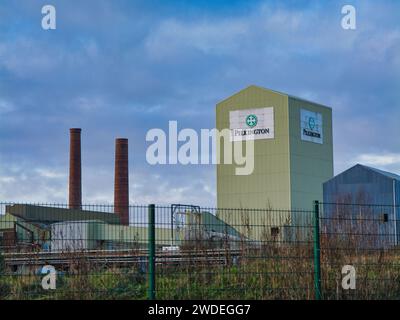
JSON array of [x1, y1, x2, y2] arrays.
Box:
[[69, 128, 82, 209], [114, 138, 129, 225]]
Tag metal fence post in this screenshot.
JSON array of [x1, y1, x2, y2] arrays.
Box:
[[313, 200, 322, 300], [148, 204, 156, 300]]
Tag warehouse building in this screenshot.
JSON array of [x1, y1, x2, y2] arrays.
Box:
[[0, 204, 241, 251], [0, 204, 121, 250], [216, 85, 334, 239], [323, 164, 400, 247]]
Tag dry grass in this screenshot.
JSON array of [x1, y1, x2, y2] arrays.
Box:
[[1, 204, 399, 300]]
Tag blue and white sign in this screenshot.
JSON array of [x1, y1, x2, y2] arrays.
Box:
[[301, 109, 323, 144]]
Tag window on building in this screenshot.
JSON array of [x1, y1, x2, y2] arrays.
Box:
[[271, 227, 280, 237], [382, 213, 389, 223]]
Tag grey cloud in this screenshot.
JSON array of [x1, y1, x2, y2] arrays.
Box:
[[0, 0, 399, 205]]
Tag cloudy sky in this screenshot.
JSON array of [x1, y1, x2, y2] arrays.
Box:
[[0, 0, 399, 206]]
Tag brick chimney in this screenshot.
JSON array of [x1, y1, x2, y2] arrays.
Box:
[[114, 138, 129, 225], [69, 128, 82, 209]]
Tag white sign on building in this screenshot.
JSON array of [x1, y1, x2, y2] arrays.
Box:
[[229, 107, 274, 142], [301, 109, 323, 144]]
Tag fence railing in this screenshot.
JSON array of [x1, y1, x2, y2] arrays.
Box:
[[319, 202, 400, 300], [0, 201, 399, 300]]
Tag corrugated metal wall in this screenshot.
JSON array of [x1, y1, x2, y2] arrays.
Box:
[[323, 164, 399, 247]]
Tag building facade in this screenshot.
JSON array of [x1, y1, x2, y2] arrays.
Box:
[[216, 85, 334, 239], [323, 164, 400, 247]]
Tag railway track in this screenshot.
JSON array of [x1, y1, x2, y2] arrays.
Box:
[[3, 249, 242, 269]]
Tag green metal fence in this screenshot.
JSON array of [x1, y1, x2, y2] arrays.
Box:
[[319, 202, 400, 300], [0, 201, 399, 300]]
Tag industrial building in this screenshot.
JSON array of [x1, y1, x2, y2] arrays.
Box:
[[0, 128, 240, 253], [1, 86, 398, 252], [0, 128, 134, 251], [0, 204, 122, 250], [323, 164, 400, 247], [0, 204, 241, 252], [216, 85, 334, 239]]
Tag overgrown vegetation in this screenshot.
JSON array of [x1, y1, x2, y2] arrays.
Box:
[[0, 251, 5, 273], [1, 243, 399, 300]]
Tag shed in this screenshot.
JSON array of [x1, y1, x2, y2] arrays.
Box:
[[323, 164, 400, 247]]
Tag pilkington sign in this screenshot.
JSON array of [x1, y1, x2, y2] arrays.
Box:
[[300, 109, 323, 144], [229, 107, 274, 142]]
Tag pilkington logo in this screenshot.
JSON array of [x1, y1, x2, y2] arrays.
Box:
[[308, 117, 316, 130], [246, 114, 258, 128], [303, 115, 321, 139]]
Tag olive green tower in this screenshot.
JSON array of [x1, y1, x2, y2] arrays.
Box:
[[216, 85, 333, 238]]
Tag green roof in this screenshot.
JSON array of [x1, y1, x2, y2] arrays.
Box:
[[201, 211, 242, 238], [6, 204, 121, 225]]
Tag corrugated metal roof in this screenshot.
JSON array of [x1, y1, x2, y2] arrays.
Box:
[[329, 164, 400, 183], [359, 164, 400, 181]]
